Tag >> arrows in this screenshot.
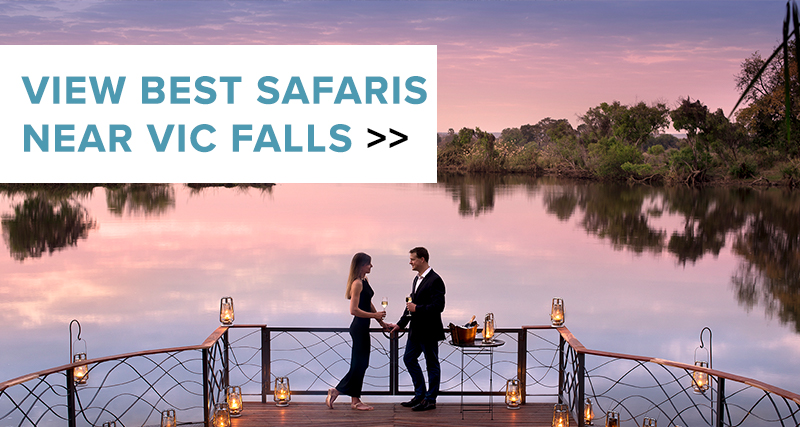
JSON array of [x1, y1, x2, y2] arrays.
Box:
[[367, 128, 407, 148]]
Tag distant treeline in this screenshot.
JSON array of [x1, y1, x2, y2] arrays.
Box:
[[438, 43, 800, 187]]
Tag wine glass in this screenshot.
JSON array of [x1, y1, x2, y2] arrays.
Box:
[[405, 295, 413, 317], [381, 297, 388, 310]]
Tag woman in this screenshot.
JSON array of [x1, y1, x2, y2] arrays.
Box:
[[325, 252, 387, 411]]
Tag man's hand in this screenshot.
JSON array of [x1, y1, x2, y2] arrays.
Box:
[[389, 324, 401, 334], [406, 301, 417, 313]]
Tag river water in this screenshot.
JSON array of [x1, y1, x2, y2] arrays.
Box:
[[1, 176, 798, 394]]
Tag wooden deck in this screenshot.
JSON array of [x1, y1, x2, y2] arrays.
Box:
[[229, 401, 571, 426]]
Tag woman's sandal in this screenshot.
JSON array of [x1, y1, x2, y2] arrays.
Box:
[[325, 388, 339, 409], [351, 401, 373, 411]]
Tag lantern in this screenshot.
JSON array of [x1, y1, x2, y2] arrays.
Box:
[[212, 403, 230, 427], [227, 385, 243, 417], [585, 398, 594, 425], [274, 377, 291, 406], [605, 411, 620, 427], [551, 298, 565, 326], [505, 378, 521, 409], [160, 409, 176, 427], [642, 417, 657, 427], [692, 361, 710, 393], [220, 297, 234, 325], [102, 422, 116, 427], [483, 313, 495, 343], [69, 319, 88, 385], [692, 340, 711, 393], [72, 352, 89, 385], [552, 403, 569, 427]]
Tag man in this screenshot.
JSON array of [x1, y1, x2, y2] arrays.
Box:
[[389, 247, 446, 411]]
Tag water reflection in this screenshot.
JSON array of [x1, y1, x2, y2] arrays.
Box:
[[431, 176, 800, 331], [1, 196, 96, 261], [437, 173, 519, 216], [0, 178, 799, 390], [106, 184, 175, 216], [730, 189, 800, 332]]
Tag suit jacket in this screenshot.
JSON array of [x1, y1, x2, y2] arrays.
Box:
[[397, 269, 446, 342]]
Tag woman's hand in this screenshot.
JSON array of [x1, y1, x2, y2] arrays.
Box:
[[374, 310, 386, 320]]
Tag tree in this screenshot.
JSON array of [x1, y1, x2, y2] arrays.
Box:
[[671, 97, 750, 177], [732, 1, 800, 155], [578, 101, 669, 148], [520, 118, 576, 147]]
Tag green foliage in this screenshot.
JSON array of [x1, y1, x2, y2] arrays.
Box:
[[728, 160, 758, 178], [644, 134, 680, 152], [670, 97, 744, 174], [579, 101, 670, 147], [520, 118, 576, 147], [500, 127, 525, 146], [780, 160, 800, 178], [647, 144, 665, 156], [621, 162, 654, 176], [733, 6, 800, 156], [587, 138, 644, 178]]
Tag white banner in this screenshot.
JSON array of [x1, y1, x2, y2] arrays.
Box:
[[0, 45, 437, 183]]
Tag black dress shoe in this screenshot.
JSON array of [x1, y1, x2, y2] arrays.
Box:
[[401, 396, 424, 408], [412, 400, 436, 411]]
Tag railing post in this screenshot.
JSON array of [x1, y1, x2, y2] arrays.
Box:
[[265, 328, 272, 400], [390, 330, 399, 395], [558, 334, 565, 401], [577, 352, 585, 427], [67, 370, 76, 427], [261, 326, 268, 403], [202, 348, 210, 427], [716, 377, 726, 427], [223, 329, 230, 390], [517, 329, 527, 405]]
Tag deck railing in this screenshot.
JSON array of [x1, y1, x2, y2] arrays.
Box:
[[1, 324, 798, 426]]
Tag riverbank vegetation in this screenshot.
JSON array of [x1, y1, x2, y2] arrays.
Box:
[[439, 26, 800, 188]]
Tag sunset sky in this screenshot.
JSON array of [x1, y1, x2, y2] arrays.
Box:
[[0, 1, 786, 132]]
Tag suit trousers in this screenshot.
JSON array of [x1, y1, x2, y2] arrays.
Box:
[[403, 337, 440, 402]]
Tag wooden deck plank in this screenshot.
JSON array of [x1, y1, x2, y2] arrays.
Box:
[[230, 402, 572, 426]]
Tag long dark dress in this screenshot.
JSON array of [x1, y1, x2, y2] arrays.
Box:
[[335, 278, 374, 397]]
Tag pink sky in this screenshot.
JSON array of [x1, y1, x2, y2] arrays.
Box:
[[0, 1, 785, 131]]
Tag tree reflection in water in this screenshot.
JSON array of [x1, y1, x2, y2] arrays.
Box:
[[106, 184, 175, 216], [731, 189, 800, 332], [1, 196, 96, 261], [440, 174, 800, 332]]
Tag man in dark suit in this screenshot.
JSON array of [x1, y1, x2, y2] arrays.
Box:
[[389, 247, 446, 411]]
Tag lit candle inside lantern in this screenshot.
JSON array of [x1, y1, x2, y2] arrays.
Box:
[[505, 378, 521, 409], [483, 313, 495, 343], [692, 361, 710, 393], [160, 409, 176, 427], [585, 398, 594, 425], [73, 353, 89, 385], [227, 386, 243, 417], [552, 403, 569, 427], [213, 403, 230, 427], [551, 298, 565, 326], [642, 417, 657, 427], [605, 411, 620, 427], [274, 377, 291, 406], [219, 297, 234, 325]]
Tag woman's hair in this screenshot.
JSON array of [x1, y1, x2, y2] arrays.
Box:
[[345, 252, 372, 299]]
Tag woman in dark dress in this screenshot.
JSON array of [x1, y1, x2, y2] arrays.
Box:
[[325, 252, 387, 411]]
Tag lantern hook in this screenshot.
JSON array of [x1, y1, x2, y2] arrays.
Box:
[[69, 319, 83, 360], [698, 326, 712, 370]]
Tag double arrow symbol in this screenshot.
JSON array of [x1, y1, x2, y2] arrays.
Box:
[[368, 129, 407, 148]]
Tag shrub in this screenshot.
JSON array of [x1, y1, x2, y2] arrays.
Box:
[[728, 160, 757, 179], [647, 144, 665, 156]]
